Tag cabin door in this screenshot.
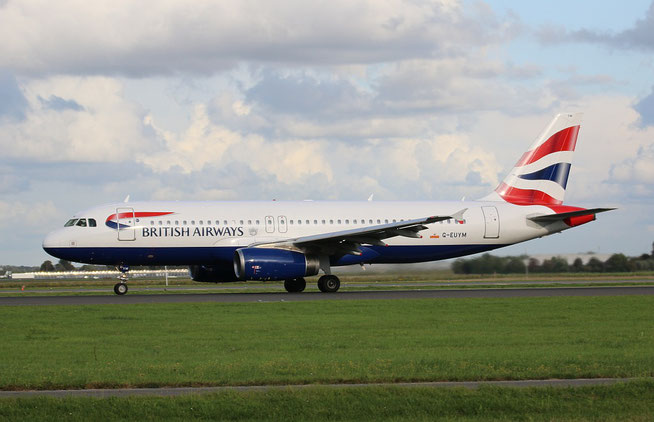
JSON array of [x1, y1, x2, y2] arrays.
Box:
[[116, 207, 136, 241], [481, 206, 500, 239]]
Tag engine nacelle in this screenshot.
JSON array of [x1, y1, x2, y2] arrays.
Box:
[[189, 263, 238, 283], [234, 248, 320, 281]]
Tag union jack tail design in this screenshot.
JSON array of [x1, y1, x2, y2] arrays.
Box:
[[485, 113, 582, 206]]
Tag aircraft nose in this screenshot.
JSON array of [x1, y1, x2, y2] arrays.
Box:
[[42, 229, 68, 253]]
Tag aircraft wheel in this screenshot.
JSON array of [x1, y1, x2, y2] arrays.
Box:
[[113, 283, 128, 295], [317, 275, 340, 293], [284, 278, 306, 293]]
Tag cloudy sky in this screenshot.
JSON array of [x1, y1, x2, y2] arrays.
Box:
[[1, 0, 653, 265]]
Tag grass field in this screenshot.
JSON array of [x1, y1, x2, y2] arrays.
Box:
[[0, 296, 652, 390], [0, 382, 652, 421]]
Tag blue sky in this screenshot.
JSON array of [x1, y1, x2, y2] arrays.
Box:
[[0, 0, 653, 265]]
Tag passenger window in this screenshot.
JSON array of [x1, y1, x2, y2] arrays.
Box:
[[199, 220, 203, 225], [330, 219, 334, 224], [353, 219, 357, 224], [306, 220, 310, 225], [345, 219, 349, 224], [256, 220, 260, 225], [183, 221, 187, 225], [377, 219, 380, 224], [76, 219, 87, 227], [65, 219, 77, 227], [159, 221, 163, 225], [167, 220, 171, 225], [337, 219, 342, 224], [224, 220, 228, 225], [150, 221, 154, 225], [175, 221, 179, 225], [191, 220, 195, 225], [322, 220, 326, 224], [314, 220, 317, 224], [385, 219, 389, 223], [240, 220, 244, 225], [290, 220, 294, 225], [88, 219, 97, 227]]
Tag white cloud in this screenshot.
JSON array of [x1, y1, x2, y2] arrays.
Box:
[[0, 0, 509, 76], [0, 76, 159, 162], [0, 200, 62, 230]]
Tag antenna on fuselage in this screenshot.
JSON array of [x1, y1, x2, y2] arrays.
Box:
[[123, 195, 130, 203], [368, 194, 374, 202]]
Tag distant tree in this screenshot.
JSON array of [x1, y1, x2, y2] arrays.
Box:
[[540, 257, 569, 273], [40, 260, 55, 272], [58, 259, 75, 271], [504, 257, 526, 274], [604, 254, 631, 272], [571, 257, 584, 272], [528, 258, 541, 273], [586, 257, 604, 272]]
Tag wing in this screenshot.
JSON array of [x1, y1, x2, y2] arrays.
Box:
[[249, 209, 468, 256]]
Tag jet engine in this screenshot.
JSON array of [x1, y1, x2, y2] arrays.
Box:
[[234, 248, 320, 281]]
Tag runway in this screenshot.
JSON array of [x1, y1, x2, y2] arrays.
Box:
[[1, 286, 653, 306], [0, 378, 642, 398]]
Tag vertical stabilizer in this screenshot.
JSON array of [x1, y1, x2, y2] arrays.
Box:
[[484, 113, 583, 205]]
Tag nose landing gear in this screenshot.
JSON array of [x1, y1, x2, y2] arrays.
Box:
[[113, 265, 129, 295]]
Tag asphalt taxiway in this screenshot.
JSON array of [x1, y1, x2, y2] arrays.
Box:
[[1, 285, 653, 306]]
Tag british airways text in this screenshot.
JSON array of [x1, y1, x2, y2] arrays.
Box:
[[141, 226, 244, 237]]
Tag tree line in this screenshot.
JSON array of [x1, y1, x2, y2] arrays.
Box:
[[452, 248, 654, 275]]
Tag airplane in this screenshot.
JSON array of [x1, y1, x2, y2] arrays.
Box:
[[43, 113, 613, 295]]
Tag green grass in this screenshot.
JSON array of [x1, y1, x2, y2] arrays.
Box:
[[0, 296, 652, 390], [1, 382, 653, 421]]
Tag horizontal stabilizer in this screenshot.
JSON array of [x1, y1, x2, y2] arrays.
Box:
[[528, 207, 615, 223]]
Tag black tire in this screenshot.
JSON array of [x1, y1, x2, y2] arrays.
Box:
[[284, 278, 306, 293], [113, 283, 128, 295], [317, 275, 340, 293]]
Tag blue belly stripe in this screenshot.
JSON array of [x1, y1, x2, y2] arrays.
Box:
[[44, 244, 507, 267]]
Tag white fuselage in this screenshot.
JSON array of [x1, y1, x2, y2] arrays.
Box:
[[43, 200, 568, 268]]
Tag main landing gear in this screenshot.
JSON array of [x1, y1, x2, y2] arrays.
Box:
[[282, 275, 341, 293], [113, 264, 129, 295], [317, 274, 340, 293]]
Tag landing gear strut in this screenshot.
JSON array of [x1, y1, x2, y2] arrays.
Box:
[[284, 277, 306, 293], [317, 275, 340, 293], [114, 264, 129, 295]]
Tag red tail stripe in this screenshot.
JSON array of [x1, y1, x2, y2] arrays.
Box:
[[514, 126, 579, 167], [106, 211, 174, 222], [495, 182, 562, 206]]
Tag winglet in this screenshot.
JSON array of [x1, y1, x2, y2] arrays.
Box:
[[451, 208, 468, 221]]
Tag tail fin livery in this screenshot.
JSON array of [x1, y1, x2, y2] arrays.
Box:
[[485, 113, 583, 205]]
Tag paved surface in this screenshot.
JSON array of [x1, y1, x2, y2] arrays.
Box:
[[2, 278, 653, 295], [0, 378, 643, 398], [1, 286, 653, 306]]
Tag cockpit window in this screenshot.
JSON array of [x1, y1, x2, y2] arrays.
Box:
[[88, 219, 97, 227], [64, 219, 78, 227], [76, 219, 87, 227]]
